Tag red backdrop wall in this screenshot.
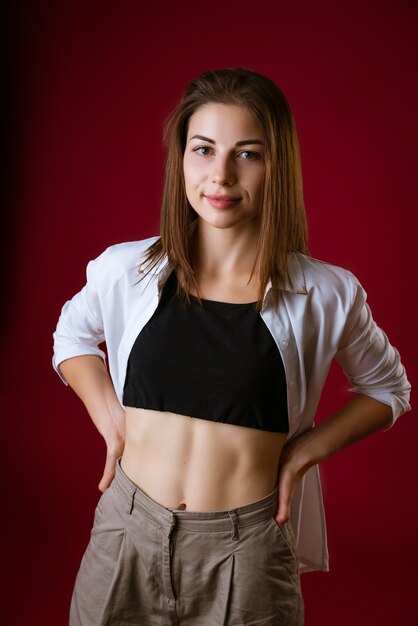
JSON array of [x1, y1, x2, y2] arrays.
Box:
[[3, 1, 417, 624]]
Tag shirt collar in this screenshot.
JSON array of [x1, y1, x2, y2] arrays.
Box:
[[281, 252, 308, 295]]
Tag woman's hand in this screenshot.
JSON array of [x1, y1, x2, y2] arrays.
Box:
[[99, 432, 126, 492], [274, 435, 312, 524], [59, 356, 128, 492], [98, 404, 126, 492], [274, 394, 393, 524]]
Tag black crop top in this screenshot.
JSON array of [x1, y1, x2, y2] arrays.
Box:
[[122, 271, 289, 433]]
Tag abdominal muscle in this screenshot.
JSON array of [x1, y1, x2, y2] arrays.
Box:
[[120, 407, 288, 511]]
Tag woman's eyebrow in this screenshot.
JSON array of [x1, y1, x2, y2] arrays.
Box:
[[189, 134, 263, 146]]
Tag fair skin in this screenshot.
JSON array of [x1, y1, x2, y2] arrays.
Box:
[[182, 103, 264, 301], [60, 103, 392, 524]]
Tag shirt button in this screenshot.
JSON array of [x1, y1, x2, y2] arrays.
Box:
[[281, 339, 289, 347], [288, 380, 295, 388]]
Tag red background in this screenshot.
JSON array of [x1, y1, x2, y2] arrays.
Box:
[[3, 1, 417, 624]]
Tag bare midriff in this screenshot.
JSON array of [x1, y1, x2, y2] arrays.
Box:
[[120, 407, 288, 512]]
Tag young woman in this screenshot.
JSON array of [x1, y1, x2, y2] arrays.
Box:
[[53, 67, 411, 626]]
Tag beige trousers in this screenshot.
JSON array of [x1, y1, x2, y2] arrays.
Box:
[[70, 459, 304, 625]]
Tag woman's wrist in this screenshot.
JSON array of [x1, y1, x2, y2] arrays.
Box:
[[282, 427, 325, 475], [284, 395, 393, 476], [92, 402, 126, 447]]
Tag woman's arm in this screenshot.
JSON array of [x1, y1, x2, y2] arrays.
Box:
[[274, 269, 411, 524], [275, 394, 392, 524], [59, 355, 126, 492]]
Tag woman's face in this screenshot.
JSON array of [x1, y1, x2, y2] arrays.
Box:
[[183, 103, 265, 232]]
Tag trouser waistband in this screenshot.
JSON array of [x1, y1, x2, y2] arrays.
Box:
[[113, 458, 279, 533]]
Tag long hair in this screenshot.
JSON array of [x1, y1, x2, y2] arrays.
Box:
[[141, 67, 309, 309]]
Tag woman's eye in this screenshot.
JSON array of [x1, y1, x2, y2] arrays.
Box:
[[192, 146, 261, 160], [239, 150, 260, 160], [194, 146, 212, 156]]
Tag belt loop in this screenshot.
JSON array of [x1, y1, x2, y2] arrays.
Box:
[[128, 489, 137, 515], [228, 510, 239, 541]]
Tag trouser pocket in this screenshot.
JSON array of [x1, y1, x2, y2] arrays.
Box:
[[269, 517, 298, 561]]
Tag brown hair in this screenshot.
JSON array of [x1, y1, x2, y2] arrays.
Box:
[[141, 66, 309, 309]]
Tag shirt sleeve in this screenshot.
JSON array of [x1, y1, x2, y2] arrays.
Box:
[[52, 254, 106, 385], [334, 273, 411, 428]]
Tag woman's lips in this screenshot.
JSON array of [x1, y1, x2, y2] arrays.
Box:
[[204, 194, 241, 209]]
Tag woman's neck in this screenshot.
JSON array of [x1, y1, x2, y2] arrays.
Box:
[[186, 219, 262, 302], [192, 219, 260, 279]]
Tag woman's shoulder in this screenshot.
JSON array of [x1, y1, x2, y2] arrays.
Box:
[[87, 236, 161, 278], [297, 252, 358, 281], [94, 236, 160, 263], [294, 252, 363, 304]]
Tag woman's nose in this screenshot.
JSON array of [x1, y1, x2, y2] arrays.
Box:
[[211, 157, 236, 186]]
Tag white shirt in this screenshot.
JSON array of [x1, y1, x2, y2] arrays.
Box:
[[52, 236, 411, 573]]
